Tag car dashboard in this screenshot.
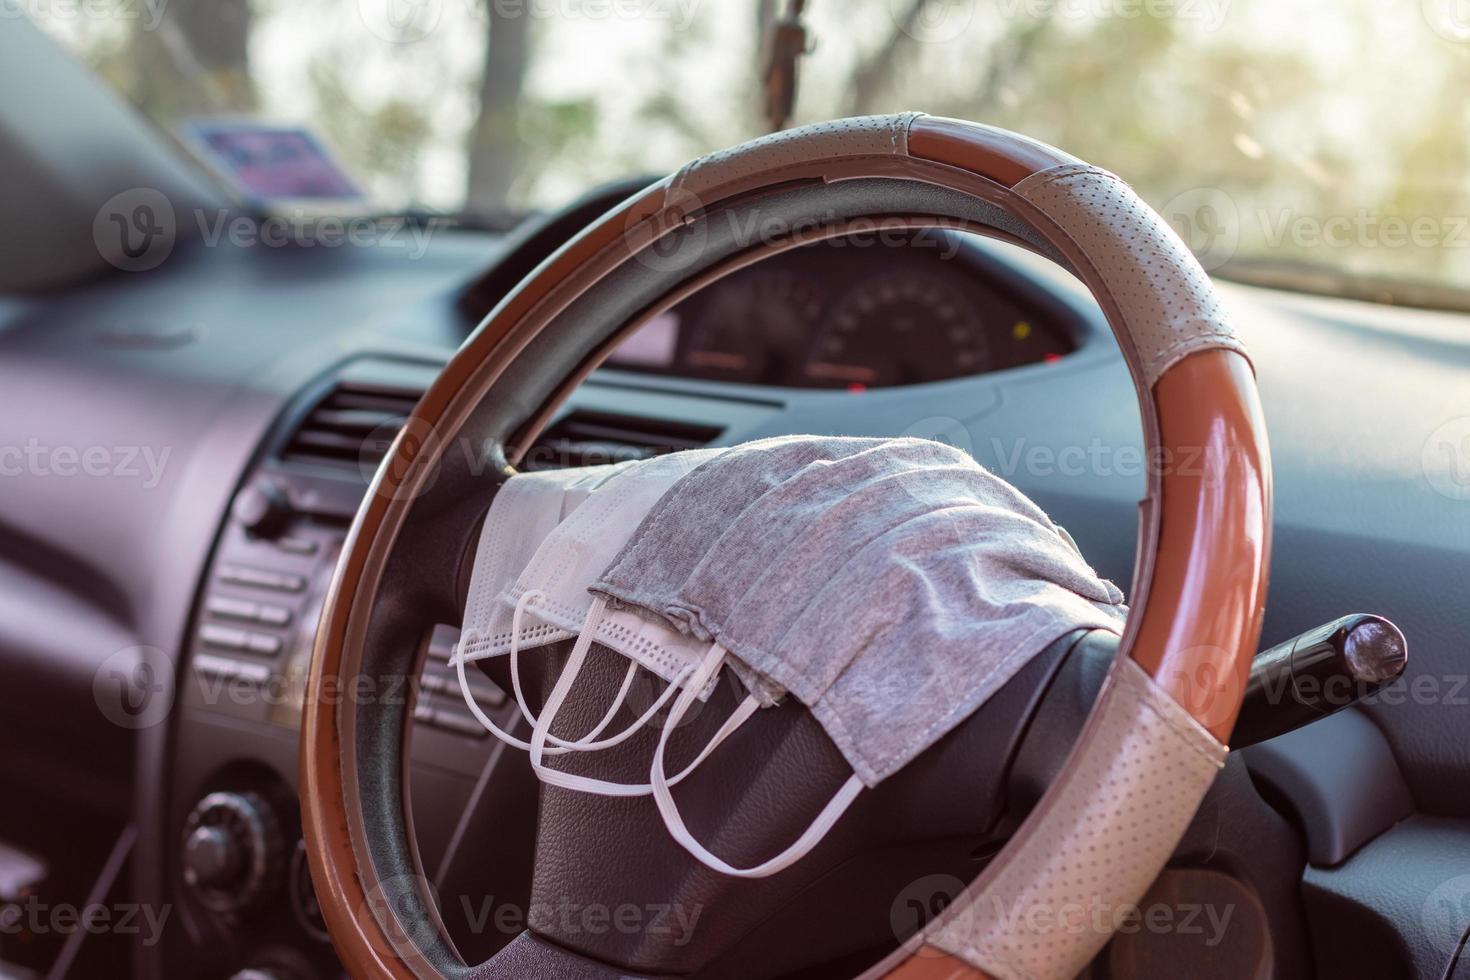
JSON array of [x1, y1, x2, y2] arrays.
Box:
[[3, 212, 1470, 979]]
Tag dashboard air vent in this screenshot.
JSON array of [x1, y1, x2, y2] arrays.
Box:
[[281, 381, 424, 471], [284, 383, 722, 476], [520, 411, 723, 471]]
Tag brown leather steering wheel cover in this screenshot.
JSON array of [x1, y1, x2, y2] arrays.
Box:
[[300, 116, 1271, 980]]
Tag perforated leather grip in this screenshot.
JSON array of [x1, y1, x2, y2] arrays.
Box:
[[922, 661, 1227, 979], [1010, 164, 1247, 385]]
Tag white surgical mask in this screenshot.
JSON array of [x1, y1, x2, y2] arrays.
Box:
[[454, 450, 740, 769], [458, 458, 630, 665]]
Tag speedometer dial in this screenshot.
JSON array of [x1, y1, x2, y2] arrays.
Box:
[[803, 271, 989, 387]]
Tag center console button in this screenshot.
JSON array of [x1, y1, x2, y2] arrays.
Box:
[[207, 596, 260, 621], [256, 604, 292, 627], [193, 654, 270, 685], [218, 565, 306, 593], [245, 633, 282, 657], [200, 624, 250, 651]]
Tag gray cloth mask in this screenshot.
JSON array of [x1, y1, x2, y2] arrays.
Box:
[[592, 435, 1128, 788]]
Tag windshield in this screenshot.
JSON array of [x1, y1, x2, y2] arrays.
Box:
[[30, 0, 1470, 301]]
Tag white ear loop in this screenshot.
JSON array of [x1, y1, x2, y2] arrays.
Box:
[[455, 644, 558, 754], [528, 594, 761, 798], [649, 641, 864, 879], [507, 589, 645, 750], [455, 590, 679, 755]]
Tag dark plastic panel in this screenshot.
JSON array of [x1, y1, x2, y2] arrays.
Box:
[[1243, 708, 1416, 867], [1303, 816, 1470, 979]]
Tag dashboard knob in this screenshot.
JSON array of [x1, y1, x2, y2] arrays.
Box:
[[183, 824, 243, 891], [181, 791, 285, 913], [233, 479, 292, 538]]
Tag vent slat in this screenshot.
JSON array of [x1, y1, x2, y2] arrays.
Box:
[[282, 382, 722, 476], [328, 391, 423, 413], [281, 382, 422, 471], [292, 430, 375, 454], [307, 407, 409, 433]]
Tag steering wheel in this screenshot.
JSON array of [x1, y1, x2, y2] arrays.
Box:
[[300, 114, 1271, 980]]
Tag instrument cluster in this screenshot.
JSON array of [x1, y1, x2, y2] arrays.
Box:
[[606, 233, 1075, 388]]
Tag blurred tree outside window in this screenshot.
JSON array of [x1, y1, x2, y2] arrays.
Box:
[[30, 0, 1470, 299]]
